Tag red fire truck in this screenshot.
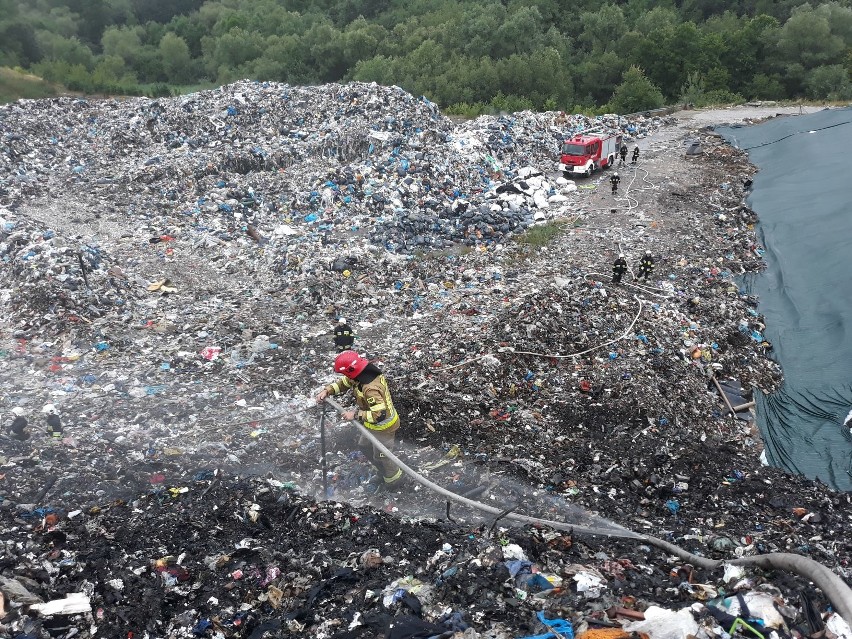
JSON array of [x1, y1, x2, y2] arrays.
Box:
[[558, 131, 623, 177]]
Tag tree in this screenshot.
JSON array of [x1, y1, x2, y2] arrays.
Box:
[[42, 6, 81, 39], [746, 73, 784, 100], [102, 25, 143, 61], [806, 65, 852, 100], [493, 6, 543, 57], [633, 6, 679, 35], [623, 0, 676, 24], [91, 54, 137, 89], [351, 55, 395, 86], [301, 21, 347, 81], [455, 10, 505, 58], [616, 30, 646, 63], [35, 33, 95, 68], [718, 15, 778, 96], [577, 4, 627, 53], [680, 70, 707, 104], [608, 66, 664, 113], [394, 39, 448, 98], [104, 0, 135, 25], [343, 17, 386, 64], [774, 5, 846, 70], [435, 55, 500, 106], [253, 34, 312, 83], [203, 27, 264, 73], [132, 0, 205, 25], [159, 33, 192, 84], [0, 20, 40, 66], [575, 50, 625, 105], [636, 21, 724, 99], [490, 91, 534, 114], [492, 47, 572, 110], [168, 14, 207, 57]]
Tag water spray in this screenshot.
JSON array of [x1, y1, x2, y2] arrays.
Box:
[[322, 397, 852, 623]]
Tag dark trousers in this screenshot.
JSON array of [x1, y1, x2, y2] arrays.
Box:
[[356, 422, 401, 481]]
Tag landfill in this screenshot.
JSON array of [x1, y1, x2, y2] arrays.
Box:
[[1, 83, 851, 638]]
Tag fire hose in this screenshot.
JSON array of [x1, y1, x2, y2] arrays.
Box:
[[322, 396, 852, 623]]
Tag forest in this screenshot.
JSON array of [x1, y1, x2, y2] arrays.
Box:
[[1, 0, 851, 112]]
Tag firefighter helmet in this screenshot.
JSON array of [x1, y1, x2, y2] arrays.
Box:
[[334, 350, 369, 379]]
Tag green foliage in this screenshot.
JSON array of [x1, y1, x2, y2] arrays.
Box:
[[575, 51, 626, 105], [608, 66, 664, 114], [159, 33, 192, 84], [806, 65, 852, 101], [747, 73, 785, 100], [680, 70, 706, 105], [0, 66, 60, 103], [1, 0, 850, 105], [577, 4, 627, 53], [132, 0, 206, 25], [515, 221, 565, 248], [146, 82, 173, 97], [490, 92, 534, 114], [0, 20, 40, 67], [774, 4, 850, 70], [36, 33, 94, 68], [444, 102, 488, 117]]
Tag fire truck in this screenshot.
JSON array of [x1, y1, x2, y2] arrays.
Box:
[[558, 131, 623, 177]]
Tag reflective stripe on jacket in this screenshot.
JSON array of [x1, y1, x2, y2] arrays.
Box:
[[334, 325, 354, 347], [325, 374, 399, 431]]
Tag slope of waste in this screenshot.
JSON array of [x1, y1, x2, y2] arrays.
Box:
[[1, 84, 851, 638]]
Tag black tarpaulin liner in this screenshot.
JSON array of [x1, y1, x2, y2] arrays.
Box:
[[718, 107, 852, 491]]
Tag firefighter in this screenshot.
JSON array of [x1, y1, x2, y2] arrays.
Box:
[[333, 318, 355, 352], [316, 351, 404, 489], [632, 146, 640, 165], [619, 143, 628, 165], [612, 253, 628, 284], [610, 172, 621, 195], [637, 250, 655, 281]]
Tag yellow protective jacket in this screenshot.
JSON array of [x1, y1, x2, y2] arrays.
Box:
[[325, 374, 399, 431]]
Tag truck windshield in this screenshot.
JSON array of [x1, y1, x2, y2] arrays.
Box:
[[561, 143, 586, 155]]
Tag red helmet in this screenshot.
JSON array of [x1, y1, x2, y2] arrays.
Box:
[[334, 350, 369, 379]]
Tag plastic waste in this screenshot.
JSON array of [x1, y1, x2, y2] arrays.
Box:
[[574, 571, 606, 599], [28, 593, 92, 616], [623, 605, 699, 639]]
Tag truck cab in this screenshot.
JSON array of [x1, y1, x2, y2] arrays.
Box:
[[559, 132, 622, 177]]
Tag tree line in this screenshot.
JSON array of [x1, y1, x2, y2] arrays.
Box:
[[1, 0, 851, 112]]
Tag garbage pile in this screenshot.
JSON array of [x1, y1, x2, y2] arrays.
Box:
[[2, 474, 852, 639], [2, 84, 851, 637], [0, 82, 670, 261]]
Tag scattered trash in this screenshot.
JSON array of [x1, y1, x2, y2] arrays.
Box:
[[0, 87, 844, 638]]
